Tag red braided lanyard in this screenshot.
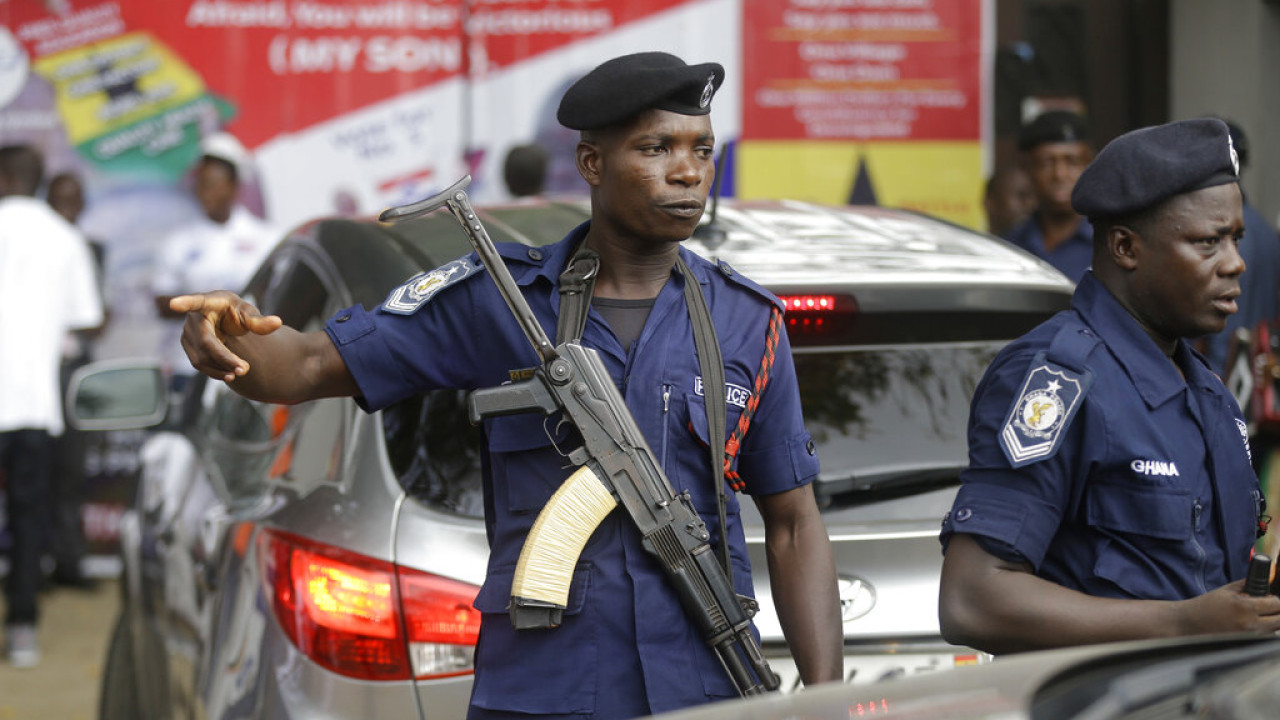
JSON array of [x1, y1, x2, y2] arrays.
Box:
[[724, 306, 784, 491]]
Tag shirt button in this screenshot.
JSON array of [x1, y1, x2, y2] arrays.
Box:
[[955, 507, 973, 522], [528, 248, 543, 261], [336, 314, 350, 323], [806, 440, 816, 455]]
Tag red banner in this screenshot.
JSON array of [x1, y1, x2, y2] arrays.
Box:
[[468, 0, 688, 74], [742, 0, 981, 141]]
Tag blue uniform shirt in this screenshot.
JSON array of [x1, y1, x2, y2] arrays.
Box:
[[940, 273, 1264, 600], [325, 223, 819, 718], [1004, 214, 1094, 284]]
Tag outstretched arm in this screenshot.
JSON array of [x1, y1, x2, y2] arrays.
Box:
[[171, 291, 359, 404], [939, 533, 1280, 655], [756, 483, 844, 686]]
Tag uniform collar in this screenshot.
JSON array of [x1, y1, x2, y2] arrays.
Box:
[[509, 221, 592, 288], [1073, 272, 1193, 407]]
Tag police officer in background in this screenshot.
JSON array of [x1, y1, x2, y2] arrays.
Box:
[[938, 118, 1280, 655], [1004, 110, 1095, 283], [169, 52, 843, 718]]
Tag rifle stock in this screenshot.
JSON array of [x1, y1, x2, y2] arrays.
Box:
[[381, 176, 779, 696]]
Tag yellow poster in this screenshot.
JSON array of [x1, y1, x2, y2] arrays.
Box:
[[34, 31, 209, 146], [737, 140, 985, 231]]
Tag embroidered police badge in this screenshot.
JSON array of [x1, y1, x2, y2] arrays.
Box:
[[699, 74, 716, 108], [381, 257, 480, 315], [999, 355, 1092, 467]]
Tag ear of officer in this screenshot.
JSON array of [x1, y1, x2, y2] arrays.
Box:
[[1074, 117, 1246, 355]]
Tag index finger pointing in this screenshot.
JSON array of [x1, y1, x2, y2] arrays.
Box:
[[169, 294, 222, 314]]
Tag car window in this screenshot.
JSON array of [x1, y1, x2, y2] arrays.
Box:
[[797, 341, 1002, 509], [198, 253, 340, 499], [384, 389, 485, 518]]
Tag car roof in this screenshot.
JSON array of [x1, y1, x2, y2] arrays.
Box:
[[294, 195, 1075, 314]]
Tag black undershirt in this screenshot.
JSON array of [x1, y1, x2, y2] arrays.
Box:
[[593, 297, 656, 352]]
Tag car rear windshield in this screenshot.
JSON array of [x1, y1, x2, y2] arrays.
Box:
[[796, 341, 1003, 509], [383, 340, 1005, 519]]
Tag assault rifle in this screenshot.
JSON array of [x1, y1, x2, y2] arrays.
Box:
[[380, 175, 779, 696]]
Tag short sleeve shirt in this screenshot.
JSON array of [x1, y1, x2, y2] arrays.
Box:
[[0, 196, 103, 435], [325, 223, 819, 717], [940, 273, 1262, 600], [1004, 214, 1094, 284]]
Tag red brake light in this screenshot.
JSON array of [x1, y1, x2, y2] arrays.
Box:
[[777, 294, 838, 312], [259, 529, 480, 681]]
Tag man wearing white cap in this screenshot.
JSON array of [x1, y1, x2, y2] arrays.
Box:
[[152, 132, 278, 389]]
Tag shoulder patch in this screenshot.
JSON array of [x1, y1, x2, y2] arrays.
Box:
[[381, 257, 482, 315], [999, 353, 1093, 467]]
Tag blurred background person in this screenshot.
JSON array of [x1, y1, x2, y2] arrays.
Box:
[[983, 164, 1035, 237], [0, 144, 103, 667], [502, 142, 549, 199], [151, 132, 277, 395], [43, 170, 106, 590], [1005, 110, 1095, 283], [1200, 119, 1280, 380]]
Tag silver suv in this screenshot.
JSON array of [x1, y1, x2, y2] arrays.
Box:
[[76, 195, 1073, 719]]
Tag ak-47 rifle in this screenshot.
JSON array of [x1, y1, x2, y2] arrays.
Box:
[[380, 175, 779, 696]]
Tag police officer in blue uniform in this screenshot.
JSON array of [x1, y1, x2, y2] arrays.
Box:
[[170, 52, 843, 718], [939, 117, 1280, 655], [1200, 119, 1280, 378], [1004, 110, 1095, 283]]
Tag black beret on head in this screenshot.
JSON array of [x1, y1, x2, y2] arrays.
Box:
[[557, 52, 725, 131], [1017, 110, 1090, 151], [1071, 118, 1240, 220]]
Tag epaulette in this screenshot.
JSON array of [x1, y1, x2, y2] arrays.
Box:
[[998, 323, 1099, 468], [708, 256, 783, 312], [495, 242, 552, 267]]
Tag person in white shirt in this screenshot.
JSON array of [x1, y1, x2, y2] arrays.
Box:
[[0, 144, 104, 668], [151, 133, 277, 389], [45, 170, 107, 590]]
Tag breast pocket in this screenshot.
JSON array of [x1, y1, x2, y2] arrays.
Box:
[[682, 394, 744, 504], [1086, 481, 1193, 595], [487, 413, 578, 513]]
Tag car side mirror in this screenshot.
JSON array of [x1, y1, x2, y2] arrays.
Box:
[[66, 359, 168, 431]]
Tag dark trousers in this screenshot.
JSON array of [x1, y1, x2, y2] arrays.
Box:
[[51, 359, 89, 576], [1, 429, 53, 625]]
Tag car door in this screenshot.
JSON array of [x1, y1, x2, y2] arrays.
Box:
[[146, 245, 342, 717], [191, 247, 354, 719]]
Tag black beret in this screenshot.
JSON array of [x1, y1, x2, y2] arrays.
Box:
[[557, 52, 725, 131], [1017, 110, 1090, 151], [1071, 117, 1240, 220]]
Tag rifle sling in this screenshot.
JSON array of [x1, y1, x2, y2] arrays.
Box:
[[555, 247, 734, 582], [676, 257, 733, 584]]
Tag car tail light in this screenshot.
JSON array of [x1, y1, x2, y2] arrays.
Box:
[[777, 294, 839, 312], [259, 529, 481, 681], [776, 293, 857, 336]]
